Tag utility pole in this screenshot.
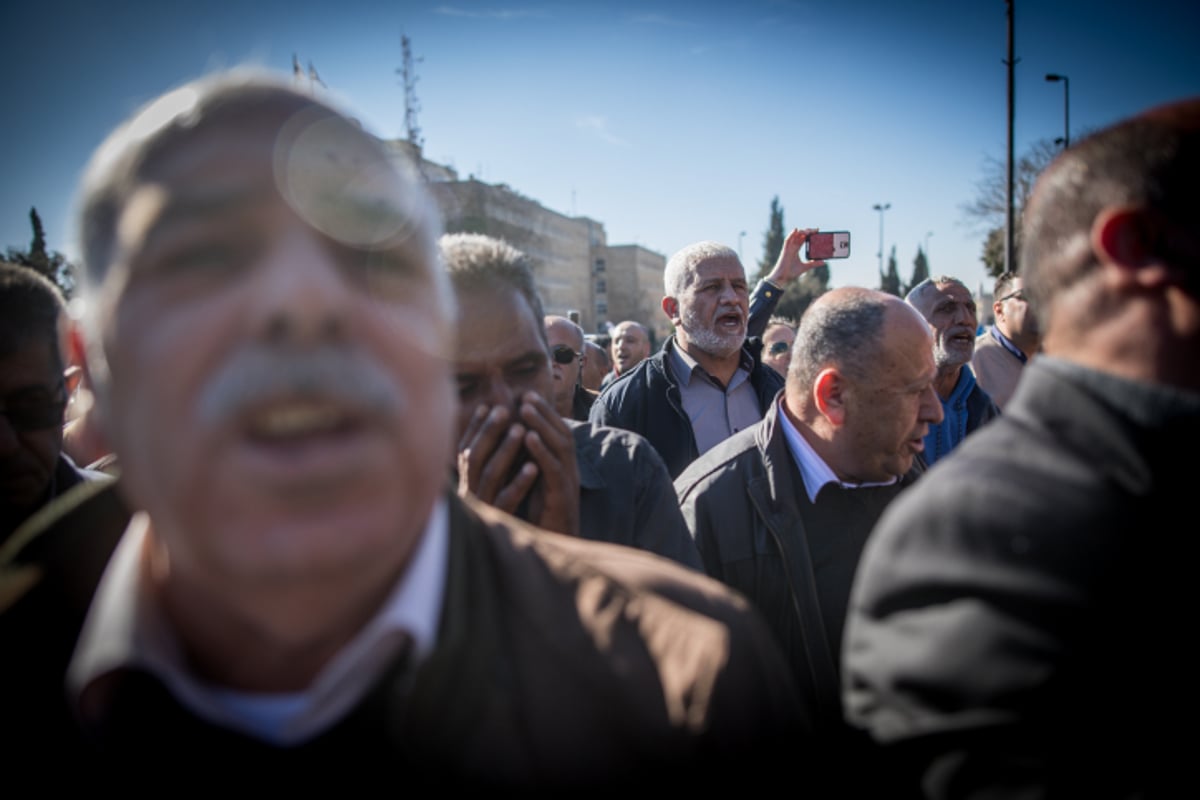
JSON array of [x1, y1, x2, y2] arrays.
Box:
[[873, 203, 891, 278], [397, 32, 424, 151], [1003, 0, 1017, 274]]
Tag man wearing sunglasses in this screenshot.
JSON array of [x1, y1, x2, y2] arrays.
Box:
[[1, 262, 107, 544], [544, 315, 598, 421], [971, 271, 1041, 409]]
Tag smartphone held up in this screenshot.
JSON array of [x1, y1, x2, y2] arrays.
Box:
[[805, 231, 851, 261]]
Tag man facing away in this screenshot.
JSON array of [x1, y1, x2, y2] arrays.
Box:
[[0, 67, 807, 786], [675, 287, 942, 797], [581, 337, 611, 392], [445, 232, 701, 569], [843, 96, 1200, 799], [905, 275, 1000, 465], [972, 270, 1042, 409], [591, 228, 824, 478]]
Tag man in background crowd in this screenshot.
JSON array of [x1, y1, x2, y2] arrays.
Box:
[[905, 275, 1000, 465], [972, 270, 1041, 409]]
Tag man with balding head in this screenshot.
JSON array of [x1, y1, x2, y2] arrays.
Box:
[[905, 275, 1000, 464], [543, 314, 596, 421], [0, 67, 808, 785], [844, 97, 1200, 798], [676, 287, 942, 797], [601, 320, 651, 390]]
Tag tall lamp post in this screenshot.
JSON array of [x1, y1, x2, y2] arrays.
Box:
[[924, 230, 934, 264], [1045, 73, 1070, 148], [873, 203, 891, 276], [738, 230, 746, 260]]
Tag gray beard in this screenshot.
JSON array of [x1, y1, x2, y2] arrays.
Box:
[[680, 306, 744, 359]]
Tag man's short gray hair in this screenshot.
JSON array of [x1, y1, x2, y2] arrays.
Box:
[[439, 232, 546, 343], [663, 241, 741, 298]]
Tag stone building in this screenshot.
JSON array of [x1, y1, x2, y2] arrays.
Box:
[[385, 139, 665, 337]]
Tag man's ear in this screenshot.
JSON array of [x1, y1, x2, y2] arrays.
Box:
[[813, 367, 847, 426], [64, 322, 89, 394], [1092, 206, 1172, 289], [661, 296, 679, 323]]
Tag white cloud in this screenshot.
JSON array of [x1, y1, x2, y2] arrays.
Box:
[[575, 115, 630, 147], [433, 5, 543, 20]]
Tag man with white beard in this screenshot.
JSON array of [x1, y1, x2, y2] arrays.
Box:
[[905, 275, 1001, 465], [590, 240, 787, 478]]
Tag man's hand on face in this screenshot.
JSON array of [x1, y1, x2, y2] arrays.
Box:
[[456, 391, 581, 537]]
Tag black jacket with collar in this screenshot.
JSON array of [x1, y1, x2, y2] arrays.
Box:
[[589, 336, 784, 480]]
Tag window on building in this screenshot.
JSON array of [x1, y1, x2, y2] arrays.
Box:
[[596, 301, 608, 316], [595, 278, 607, 294], [594, 258, 606, 273]]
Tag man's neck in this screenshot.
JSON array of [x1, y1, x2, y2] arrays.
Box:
[[677, 339, 743, 386], [934, 365, 963, 400], [149, 531, 411, 693]]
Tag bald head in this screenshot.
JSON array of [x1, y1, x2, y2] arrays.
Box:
[[785, 287, 941, 483]]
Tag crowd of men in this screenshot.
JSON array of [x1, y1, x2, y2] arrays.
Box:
[[2, 65, 1195, 797]]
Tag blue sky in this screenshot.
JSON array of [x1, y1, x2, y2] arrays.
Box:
[[3, 1, 1199, 296]]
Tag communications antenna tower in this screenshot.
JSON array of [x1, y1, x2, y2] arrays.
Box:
[[397, 32, 424, 151]]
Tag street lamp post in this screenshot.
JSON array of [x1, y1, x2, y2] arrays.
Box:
[[1045, 73, 1070, 148], [738, 230, 746, 260], [873, 203, 891, 276], [924, 230, 934, 265]]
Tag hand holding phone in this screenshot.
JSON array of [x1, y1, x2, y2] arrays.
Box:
[[804, 231, 851, 260]]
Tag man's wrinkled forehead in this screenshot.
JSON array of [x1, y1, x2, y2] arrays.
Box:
[[125, 95, 424, 252]]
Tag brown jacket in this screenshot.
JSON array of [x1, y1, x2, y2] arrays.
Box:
[[0, 481, 809, 789]]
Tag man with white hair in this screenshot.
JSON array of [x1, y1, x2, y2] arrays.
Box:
[[591, 229, 823, 478]]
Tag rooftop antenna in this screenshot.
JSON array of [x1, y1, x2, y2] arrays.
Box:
[[396, 31, 424, 151]]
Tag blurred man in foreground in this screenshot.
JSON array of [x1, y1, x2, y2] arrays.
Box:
[[844, 97, 1200, 799], [0, 68, 806, 785]]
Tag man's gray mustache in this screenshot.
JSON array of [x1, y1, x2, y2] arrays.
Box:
[[195, 347, 403, 427]]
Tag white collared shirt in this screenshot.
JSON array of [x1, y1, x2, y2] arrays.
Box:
[[67, 499, 449, 745], [775, 396, 898, 502]]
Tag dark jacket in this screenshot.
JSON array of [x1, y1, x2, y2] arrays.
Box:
[[589, 336, 784, 479], [0, 481, 808, 789], [570, 419, 701, 569], [844, 357, 1200, 799], [676, 401, 925, 796]]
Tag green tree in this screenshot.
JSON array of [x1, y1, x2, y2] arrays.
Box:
[[5, 206, 78, 298], [879, 248, 902, 296], [907, 245, 929, 294], [754, 196, 784, 284]]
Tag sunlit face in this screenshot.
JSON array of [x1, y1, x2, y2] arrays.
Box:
[[994, 276, 1038, 340], [544, 317, 583, 416], [672, 256, 749, 359], [611, 321, 650, 374], [0, 338, 66, 517], [453, 286, 554, 436], [761, 322, 795, 377], [914, 281, 978, 369], [93, 100, 456, 584], [839, 306, 943, 482]]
